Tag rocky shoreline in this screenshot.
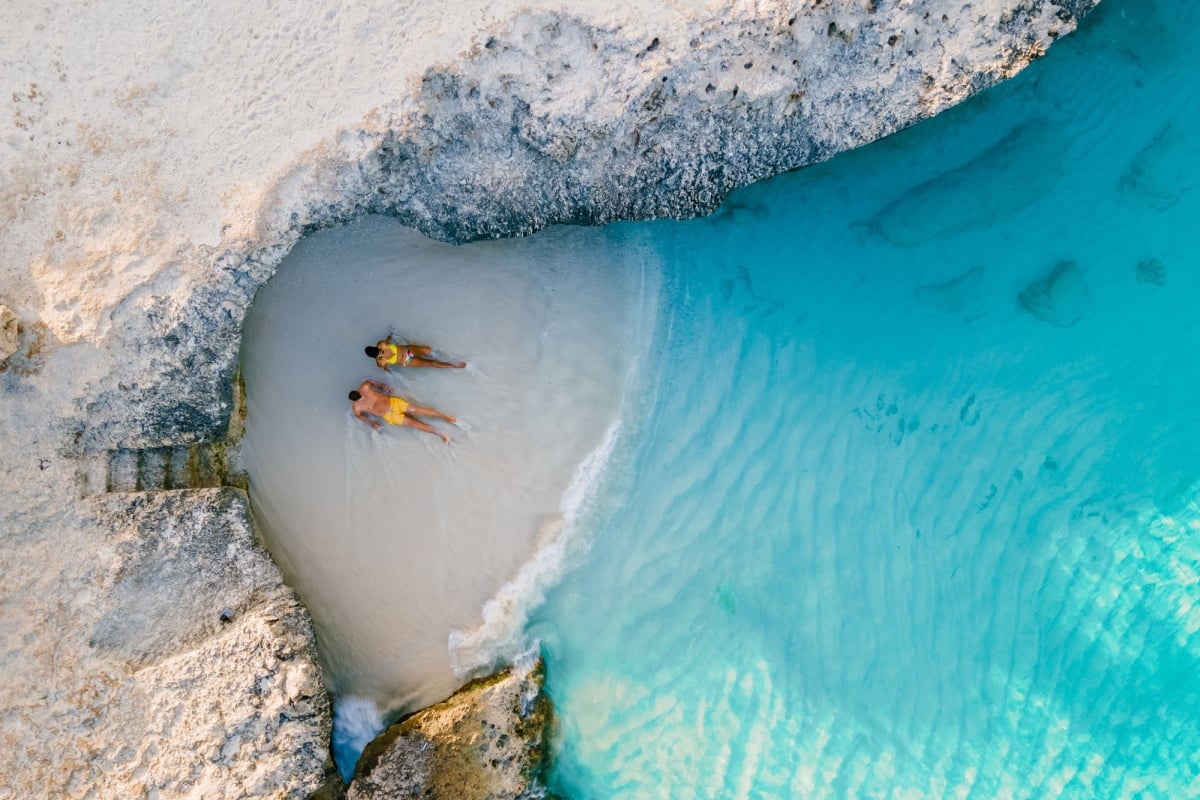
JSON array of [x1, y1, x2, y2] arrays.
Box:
[[0, 2, 1096, 797], [345, 659, 553, 800]]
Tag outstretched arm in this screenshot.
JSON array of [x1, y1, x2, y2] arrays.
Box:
[[353, 408, 381, 430]]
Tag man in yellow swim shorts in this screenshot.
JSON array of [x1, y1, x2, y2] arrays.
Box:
[[365, 334, 467, 371], [348, 379, 457, 444]]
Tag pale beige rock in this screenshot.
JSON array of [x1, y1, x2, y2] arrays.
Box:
[[348, 659, 552, 800], [0, 485, 332, 799]]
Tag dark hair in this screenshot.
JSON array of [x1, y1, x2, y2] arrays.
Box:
[[364, 346, 380, 358], [348, 390, 361, 401]]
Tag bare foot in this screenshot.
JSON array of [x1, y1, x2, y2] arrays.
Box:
[[454, 362, 467, 368], [441, 433, 451, 445], [446, 415, 458, 425]]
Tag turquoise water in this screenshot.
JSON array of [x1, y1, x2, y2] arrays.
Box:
[[531, 2, 1200, 797]]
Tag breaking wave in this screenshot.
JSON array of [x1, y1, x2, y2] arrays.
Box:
[[448, 419, 623, 678]]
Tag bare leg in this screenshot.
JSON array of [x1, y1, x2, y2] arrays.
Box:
[[409, 355, 467, 369], [401, 415, 450, 444], [405, 403, 457, 424]]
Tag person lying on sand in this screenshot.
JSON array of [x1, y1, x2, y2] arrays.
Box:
[[365, 334, 466, 371], [348, 379, 457, 444]]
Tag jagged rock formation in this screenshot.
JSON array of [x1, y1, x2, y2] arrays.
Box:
[[0, 488, 332, 798], [348, 659, 553, 800], [0, 1, 1097, 797]]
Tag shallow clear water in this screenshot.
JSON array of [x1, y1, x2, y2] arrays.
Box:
[[530, 1, 1200, 797]]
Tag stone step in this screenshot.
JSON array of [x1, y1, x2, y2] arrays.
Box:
[[76, 369, 248, 497], [78, 442, 246, 497]]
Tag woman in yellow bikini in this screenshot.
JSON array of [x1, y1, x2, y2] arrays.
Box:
[[364, 335, 467, 371], [348, 380, 457, 444]]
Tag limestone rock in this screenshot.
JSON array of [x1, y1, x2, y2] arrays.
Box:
[[349, 659, 553, 800], [0, 488, 332, 799], [0, 305, 17, 362], [1019, 261, 1092, 327]]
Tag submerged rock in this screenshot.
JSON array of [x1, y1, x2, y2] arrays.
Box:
[[348, 658, 553, 800], [867, 121, 1065, 247], [1119, 124, 1200, 210], [1137, 257, 1168, 287], [1018, 261, 1093, 327]]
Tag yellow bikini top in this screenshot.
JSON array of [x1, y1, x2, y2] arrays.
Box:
[[381, 342, 400, 365], [380, 342, 411, 366]]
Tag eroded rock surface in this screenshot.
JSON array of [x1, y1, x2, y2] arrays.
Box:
[[349, 659, 553, 800], [0, 486, 332, 798], [0, 305, 17, 363]]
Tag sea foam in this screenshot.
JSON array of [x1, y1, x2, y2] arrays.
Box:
[[449, 419, 623, 678], [332, 696, 384, 781]]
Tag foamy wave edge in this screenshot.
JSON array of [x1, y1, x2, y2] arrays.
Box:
[[331, 695, 384, 781], [447, 418, 622, 679]]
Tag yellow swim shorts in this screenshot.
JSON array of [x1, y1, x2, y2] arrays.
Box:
[[382, 395, 409, 425]]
